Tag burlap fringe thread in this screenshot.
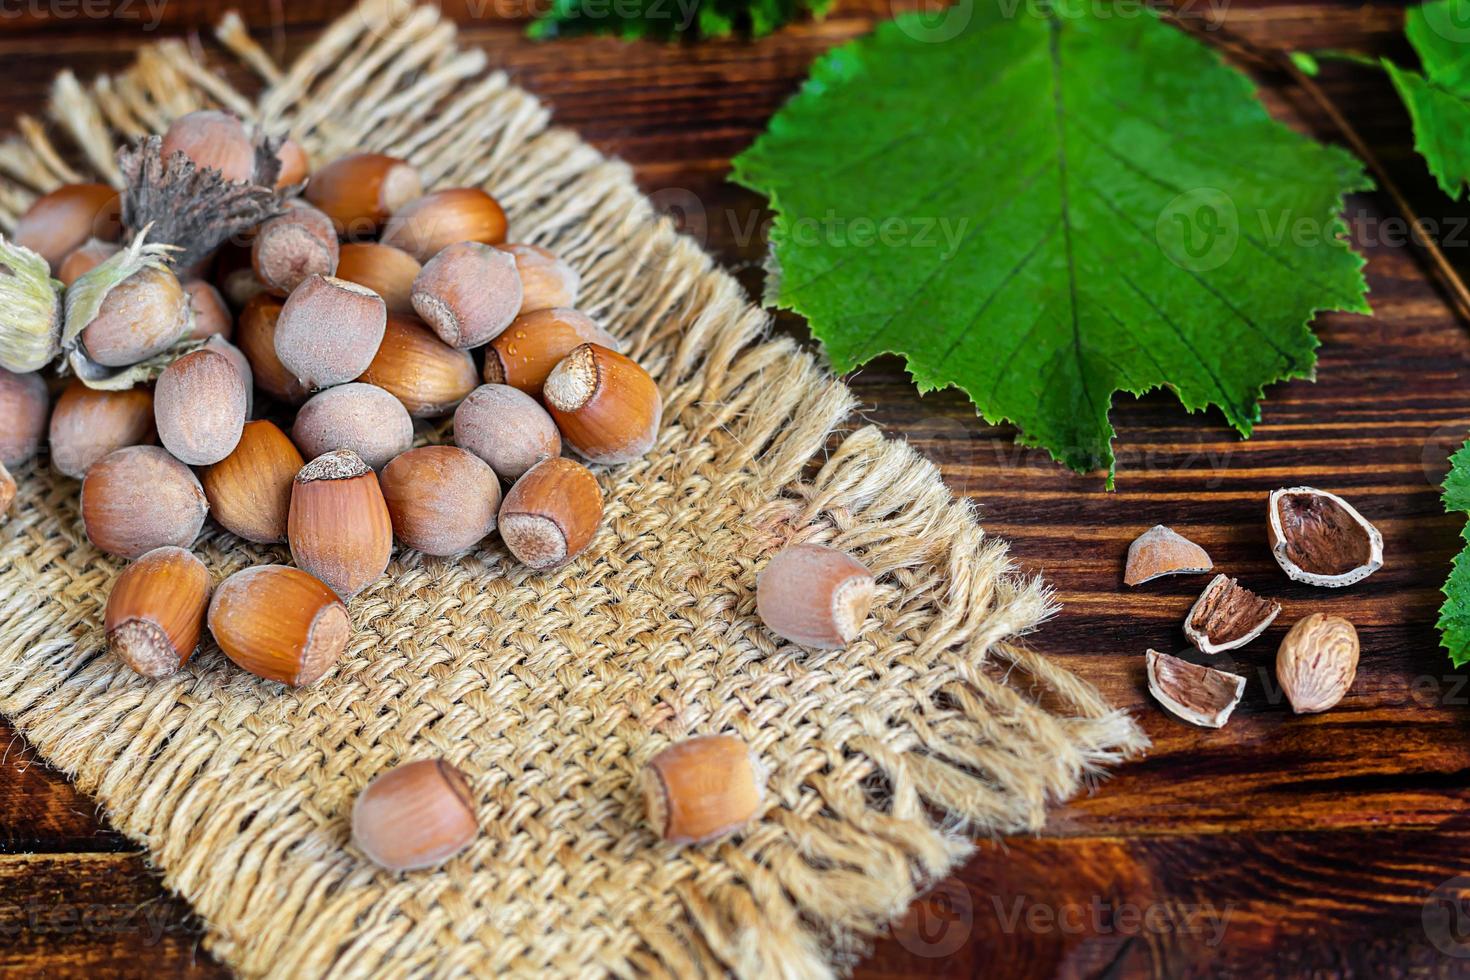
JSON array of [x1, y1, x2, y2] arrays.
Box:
[[0, 3, 1147, 976]]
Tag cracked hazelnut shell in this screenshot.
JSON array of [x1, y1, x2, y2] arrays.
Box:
[[1146, 649, 1246, 728], [1183, 574, 1281, 655], [1267, 487, 1383, 588], [1124, 525, 1212, 586]]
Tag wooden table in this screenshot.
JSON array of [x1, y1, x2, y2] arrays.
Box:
[[3, 0, 1469, 975]]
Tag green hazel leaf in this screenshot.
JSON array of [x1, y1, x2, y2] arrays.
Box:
[[1407, 0, 1470, 91], [1441, 439, 1470, 667], [528, 0, 827, 40], [731, 2, 1372, 485], [1387, 0, 1470, 199]]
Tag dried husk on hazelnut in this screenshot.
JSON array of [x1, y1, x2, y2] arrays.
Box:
[[1275, 613, 1359, 714], [1124, 525, 1212, 586], [1267, 487, 1383, 588], [1146, 649, 1247, 728], [1183, 574, 1281, 655], [0, 236, 63, 373]]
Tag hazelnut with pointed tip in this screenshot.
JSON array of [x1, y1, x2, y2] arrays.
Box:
[[498, 457, 603, 570], [105, 546, 211, 679], [288, 449, 394, 597], [200, 420, 304, 544], [1276, 614, 1359, 714], [544, 344, 661, 465]]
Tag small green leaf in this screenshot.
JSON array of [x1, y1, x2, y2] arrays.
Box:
[[1290, 51, 1321, 77], [731, 2, 1371, 484], [1386, 0, 1470, 199], [1441, 439, 1470, 666], [528, 0, 828, 41]]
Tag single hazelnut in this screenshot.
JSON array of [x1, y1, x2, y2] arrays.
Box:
[[1146, 649, 1247, 728], [544, 343, 662, 465], [184, 279, 233, 340], [160, 110, 255, 183], [380, 187, 508, 262], [356, 313, 477, 419], [410, 242, 522, 349], [304, 153, 423, 237], [379, 446, 500, 557], [57, 238, 120, 288], [82, 446, 208, 559], [48, 379, 155, 479], [0, 367, 49, 467], [202, 335, 255, 419], [274, 275, 387, 390], [154, 348, 248, 466], [642, 735, 764, 845], [292, 382, 414, 471], [275, 137, 310, 188], [1276, 613, 1360, 714], [1267, 487, 1384, 588], [352, 758, 477, 872], [207, 563, 351, 686], [498, 456, 603, 570], [221, 266, 268, 309], [79, 264, 191, 368], [497, 243, 580, 315], [14, 183, 122, 269], [104, 546, 211, 679], [288, 449, 394, 597], [236, 293, 309, 404], [453, 383, 561, 481], [482, 308, 622, 397], [756, 544, 875, 649], [200, 419, 304, 544], [335, 243, 421, 316], [252, 201, 340, 296]]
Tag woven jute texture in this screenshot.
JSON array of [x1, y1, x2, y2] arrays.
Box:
[[0, 3, 1146, 976]]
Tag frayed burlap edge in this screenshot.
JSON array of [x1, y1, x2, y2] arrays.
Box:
[[0, 2, 1147, 977]]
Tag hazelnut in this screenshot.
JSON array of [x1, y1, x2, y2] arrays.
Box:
[[335, 243, 421, 316], [202, 335, 255, 419], [274, 275, 387, 390], [207, 564, 351, 686], [1183, 574, 1281, 654], [497, 243, 580, 315], [1124, 525, 1213, 586], [221, 266, 268, 309], [380, 187, 507, 262], [236, 293, 309, 404], [200, 419, 304, 544], [292, 382, 413, 471], [183, 279, 233, 341], [1146, 649, 1247, 728], [482, 308, 621, 397], [498, 456, 603, 570], [48, 379, 155, 479], [1267, 487, 1384, 588], [0, 367, 49, 467], [756, 544, 875, 649], [275, 137, 310, 188], [79, 264, 190, 368], [453, 383, 561, 481], [410, 242, 522, 349], [356, 313, 477, 419], [252, 201, 340, 296], [104, 546, 211, 679], [160, 110, 255, 183], [57, 238, 120, 288], [380, 446, 500, 557], [304, 153, 422, 238], [642, 735, 764, 845], [288, 449, 393, 598], [14, 183, 122, 269], [351, 758, 477, 872], [1276, 613, 1359, 714], [82, 446, 207, 559], [544, 343, 662, 465], [154, 348, 248, 466]]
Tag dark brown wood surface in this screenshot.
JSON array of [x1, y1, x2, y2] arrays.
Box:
[[4, 0, 1470, 976]]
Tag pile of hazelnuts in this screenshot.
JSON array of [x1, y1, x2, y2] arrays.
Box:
[[1, 109, 882, 869]]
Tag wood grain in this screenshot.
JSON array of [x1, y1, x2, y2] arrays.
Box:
[[3, 0, 1470, 975]]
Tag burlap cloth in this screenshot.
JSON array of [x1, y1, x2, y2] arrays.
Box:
[[0, 2, 1146, 976]]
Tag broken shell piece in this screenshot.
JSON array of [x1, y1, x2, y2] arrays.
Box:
[[1183, 574, 1281, 654], [1146, 649, 1247, 728], [1124, 525, 1213, 585], [1268, 487, 1383, 588]]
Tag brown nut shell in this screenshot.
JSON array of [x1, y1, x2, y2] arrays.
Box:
[[756, 544, 875, 649], [105, 546, 211, 679], [58, 239, 120, 288], [275, 137, 310, 188], [380, 187, 508, 262], [380, 446, 501, 556], [482, 308, 620, 397], [79, 264, 190, 368], [305, 153, 423, 237], [207, 564, 351, 687], [48, 380, 155, 480], [335, 243, 422, 316], [236, 293, 309, 404], [288, 449, 394, 598], [200, 420, 305, 544], [184, 280, 233, 341], [410, 242, 522, 349], [453, 384, 561, 481], [352, 758, 477, 872], [275, 275, 387, 390], [1183, 574, 1281, 655], [497, 243, 580, 315], [82, 446, 208, 559], [642, 735, 764, 845], [14, 183, 122, 269], [0, 367, 49, 467], [1124, 525, 1213, 586], [1276, 613, 1360, 714], [1146, 649, 1247, 728], [154, 348, 248, 466], [498, 457, 603, 570], [292, 382, 413, 471], [544, 344, 661, 465], [356, 313, 477, 419], [1267, 487, 1384, 588], [161, 110, 255, 183], [252, 201, 340, 296]]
